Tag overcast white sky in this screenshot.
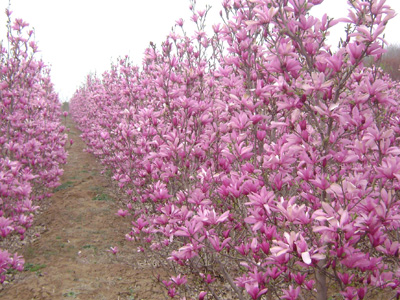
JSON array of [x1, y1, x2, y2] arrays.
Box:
[[0, 0, 399, 102]]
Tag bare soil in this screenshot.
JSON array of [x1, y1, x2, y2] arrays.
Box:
[[0, 118, 166, 300]]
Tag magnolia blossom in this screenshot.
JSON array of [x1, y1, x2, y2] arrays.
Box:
[[70, 0, 400, 298], [0, 12, 66, 280]]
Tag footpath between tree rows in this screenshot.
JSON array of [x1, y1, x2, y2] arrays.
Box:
[[0, 117, 166, 300]]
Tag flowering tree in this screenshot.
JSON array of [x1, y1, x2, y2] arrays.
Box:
[[0, 11, 67, 282], [71, 0, 400, 299]]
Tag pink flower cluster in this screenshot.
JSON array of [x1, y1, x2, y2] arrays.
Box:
[[71, 0, 400, 299], [0, 11, 67, 281]]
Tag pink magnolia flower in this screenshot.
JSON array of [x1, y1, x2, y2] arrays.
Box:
[[245, 282, 268, 300], [171, 274, 187, 286], [116, 209, 129, 217], [107, 246, 119, 255]]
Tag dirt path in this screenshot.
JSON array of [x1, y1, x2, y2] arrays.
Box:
[[0, 118, 166, 300]]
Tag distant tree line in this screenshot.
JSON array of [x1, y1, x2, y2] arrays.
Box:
[[62, 102, 69, 111], [366, 44, 400, 81]]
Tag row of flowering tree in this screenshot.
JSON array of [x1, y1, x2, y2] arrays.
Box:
[[71, 0, 400, 299], [0, 11, 67, 282]]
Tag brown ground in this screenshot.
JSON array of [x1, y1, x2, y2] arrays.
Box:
[[0, 118, 167, 300]]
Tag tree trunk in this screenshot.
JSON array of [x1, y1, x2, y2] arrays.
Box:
[[315, 260, 327, 300]]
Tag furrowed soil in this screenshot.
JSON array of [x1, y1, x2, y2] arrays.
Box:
[[0, 118, 166, 300]]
